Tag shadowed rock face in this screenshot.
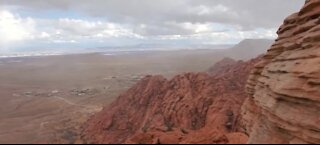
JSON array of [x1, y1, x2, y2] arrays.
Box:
[[81, 57, 260, 144], [242, 0, 320, 143]]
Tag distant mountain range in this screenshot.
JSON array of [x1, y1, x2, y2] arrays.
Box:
[[1, 39, 273, 60], [96, 39, 273, 57], [224, 39, 274, 60], [95, 43, 234, 51]]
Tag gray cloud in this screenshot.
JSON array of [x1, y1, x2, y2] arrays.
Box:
[[0, 0, 305, 41], [1, 1, 304, 22]]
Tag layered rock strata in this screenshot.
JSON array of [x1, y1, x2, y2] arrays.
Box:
[[242, 0, 320, 143]]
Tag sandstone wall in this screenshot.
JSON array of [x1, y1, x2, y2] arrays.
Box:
[[242, 0, 320, 143]]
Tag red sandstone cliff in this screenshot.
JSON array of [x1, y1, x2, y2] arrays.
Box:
[[81, 57, 260, 144], [242, 0, 320, 143]]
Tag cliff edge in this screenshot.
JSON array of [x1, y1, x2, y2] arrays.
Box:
[[242, 0, 320, 143]]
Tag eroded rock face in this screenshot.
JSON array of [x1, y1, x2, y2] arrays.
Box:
[[242, 0, 320, 143], [82, 57, 260, 144]]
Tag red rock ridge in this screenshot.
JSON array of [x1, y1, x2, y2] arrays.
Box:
[[208, 57, 237, 75], [81, 57, 261, 144]]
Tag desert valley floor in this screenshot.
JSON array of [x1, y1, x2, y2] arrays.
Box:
[[0, 50, 229, 143]]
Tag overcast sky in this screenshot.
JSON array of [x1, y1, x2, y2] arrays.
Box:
[[0, 0, 305, 51]]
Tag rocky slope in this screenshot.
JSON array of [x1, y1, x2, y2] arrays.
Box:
[[207, 58, 237, 75], [242, 0, 320, 143], [81, 57, 260, 144]]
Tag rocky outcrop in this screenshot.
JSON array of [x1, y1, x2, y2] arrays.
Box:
[[242, 0, 320, 143], [208, 58, 237, 75], [81, 57, 260, 144]]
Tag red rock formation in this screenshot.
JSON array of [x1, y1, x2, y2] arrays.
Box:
[[82, 57, 261, 144], [242, 0, 320, 143], [208, 57, 238, 76]]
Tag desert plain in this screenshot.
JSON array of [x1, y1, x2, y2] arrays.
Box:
[[0, 49, 228, 143]]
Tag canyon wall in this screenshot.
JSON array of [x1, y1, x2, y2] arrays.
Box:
[[242, 0, 320, 143]]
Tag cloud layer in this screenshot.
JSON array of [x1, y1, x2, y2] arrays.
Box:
[[0, 10, 35, 44], [0, 0, 305, 50]]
